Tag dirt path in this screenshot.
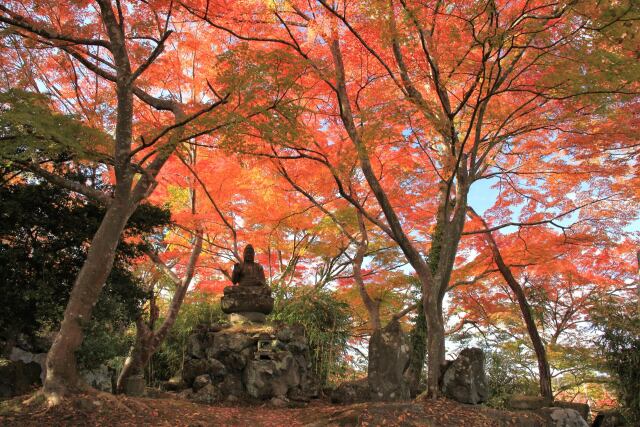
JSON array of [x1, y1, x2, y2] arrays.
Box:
[[0, 392, 545, 426]]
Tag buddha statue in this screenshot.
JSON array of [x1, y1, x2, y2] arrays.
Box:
[[221, 244, 274, 323], [231, 245, 266, 287]]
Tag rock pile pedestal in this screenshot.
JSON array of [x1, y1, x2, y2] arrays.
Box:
[[171, 322, 317, 404]]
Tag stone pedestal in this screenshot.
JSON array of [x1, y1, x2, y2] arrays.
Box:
[[229, 312, 266, 324], [174, 323, 317, 404], [221, 285, 274, 324]]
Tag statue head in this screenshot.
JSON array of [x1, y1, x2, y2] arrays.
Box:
[[243, 244, 255, 263]]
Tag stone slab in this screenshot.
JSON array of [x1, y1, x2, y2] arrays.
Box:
[[229, 312, 267, 324]]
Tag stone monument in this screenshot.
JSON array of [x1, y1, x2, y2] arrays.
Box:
[[221, 244, 274, 324], [168, 245, 318, 404]]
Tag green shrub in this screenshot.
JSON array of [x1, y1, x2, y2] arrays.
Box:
[[148, 294, 225, 384], [484, 349, 538, 408], [593, 299, 640, 424], [271, 286, 352, 386]]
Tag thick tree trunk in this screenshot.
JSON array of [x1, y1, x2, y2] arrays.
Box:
[[43, 203, 134, 402]]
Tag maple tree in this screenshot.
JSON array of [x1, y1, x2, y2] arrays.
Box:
[[450, 217, 638, 401], [179, 0, 639, 397], [0, 0, 295, 402], [0, 0, 637, 410]]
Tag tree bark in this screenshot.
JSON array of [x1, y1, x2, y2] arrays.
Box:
[[43, 202, 135, 401], [404, 300, 427, 395], [423, 287, 446, 397]]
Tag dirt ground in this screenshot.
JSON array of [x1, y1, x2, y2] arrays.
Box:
[[0, 391, 547, 427]]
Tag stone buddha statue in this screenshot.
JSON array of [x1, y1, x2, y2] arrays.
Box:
[[221, 244, 274, 323], [231, 245, 266, 287]]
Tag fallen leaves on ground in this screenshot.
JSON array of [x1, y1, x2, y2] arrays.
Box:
[[0, 392, 546, 427]]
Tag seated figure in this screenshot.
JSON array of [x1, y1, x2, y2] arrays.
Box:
[[221, 244, 274, 321], [231, 245, 266, 287]]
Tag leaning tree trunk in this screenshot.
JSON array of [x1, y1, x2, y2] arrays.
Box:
[[116, 321, 154, 393], [116, 230, 203, 393], [470, 208, 553, 402], [491, 240, 553, 402], [43, 202, 134, 401]]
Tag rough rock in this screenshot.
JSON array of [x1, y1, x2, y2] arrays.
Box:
[[592, 410, 627, 427], [123, 374, 145, 397], [509, 395, 549, 411], [175, 322, 316, 403], [80, 365, 114, 392], [192, 374, 212, 392], [177, 388, 194, 400], [182, 358, 227, 386], [243, 353, 300, 399], [367, 319, 410, 401], [553, 401, 590, 422], [537, 407, 589, 427], [330, 379, 371, 404], [219, 374, 244, 397], [187, 334, 205, 359], [229, 312, 266, 324], [192, 383, 219, 404], [270, 396, 289, 407], [208, 332, 255, 357], [9, 347, 47, 383], [441, 347, 488, 404], [221, 285, 274, 315], [0, 358, 42, 398]]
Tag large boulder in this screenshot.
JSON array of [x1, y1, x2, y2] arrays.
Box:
[[441, 347, 488, 404], [592, 410, 627, 427], [80, 365, 114, 392], [123, 374, 145, 397], [537, 407, 589, 427], [367, 320, 410, 401], [192, 374, 212, 392], [207, 332, 256, 358], [182, 358, 226, 386], [186, 333, 206, 359], [9, 347, 47, 383], [330, 379, 371, 404], [243, 352, 300, 399], [509, 395, 549, 411], [192, 383, 219, 404], [554, 401, 590, 423], [0, 358, 42, 398]]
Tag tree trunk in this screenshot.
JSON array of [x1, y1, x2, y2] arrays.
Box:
[[116, 321, 153, 393], [404, 299, 427, 395], [492, 247, 553, 402], [424, 290, 446, 398], [469, 208, 553, 402], [116, 230, 203, 393], [43, 202, 134, 402]]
